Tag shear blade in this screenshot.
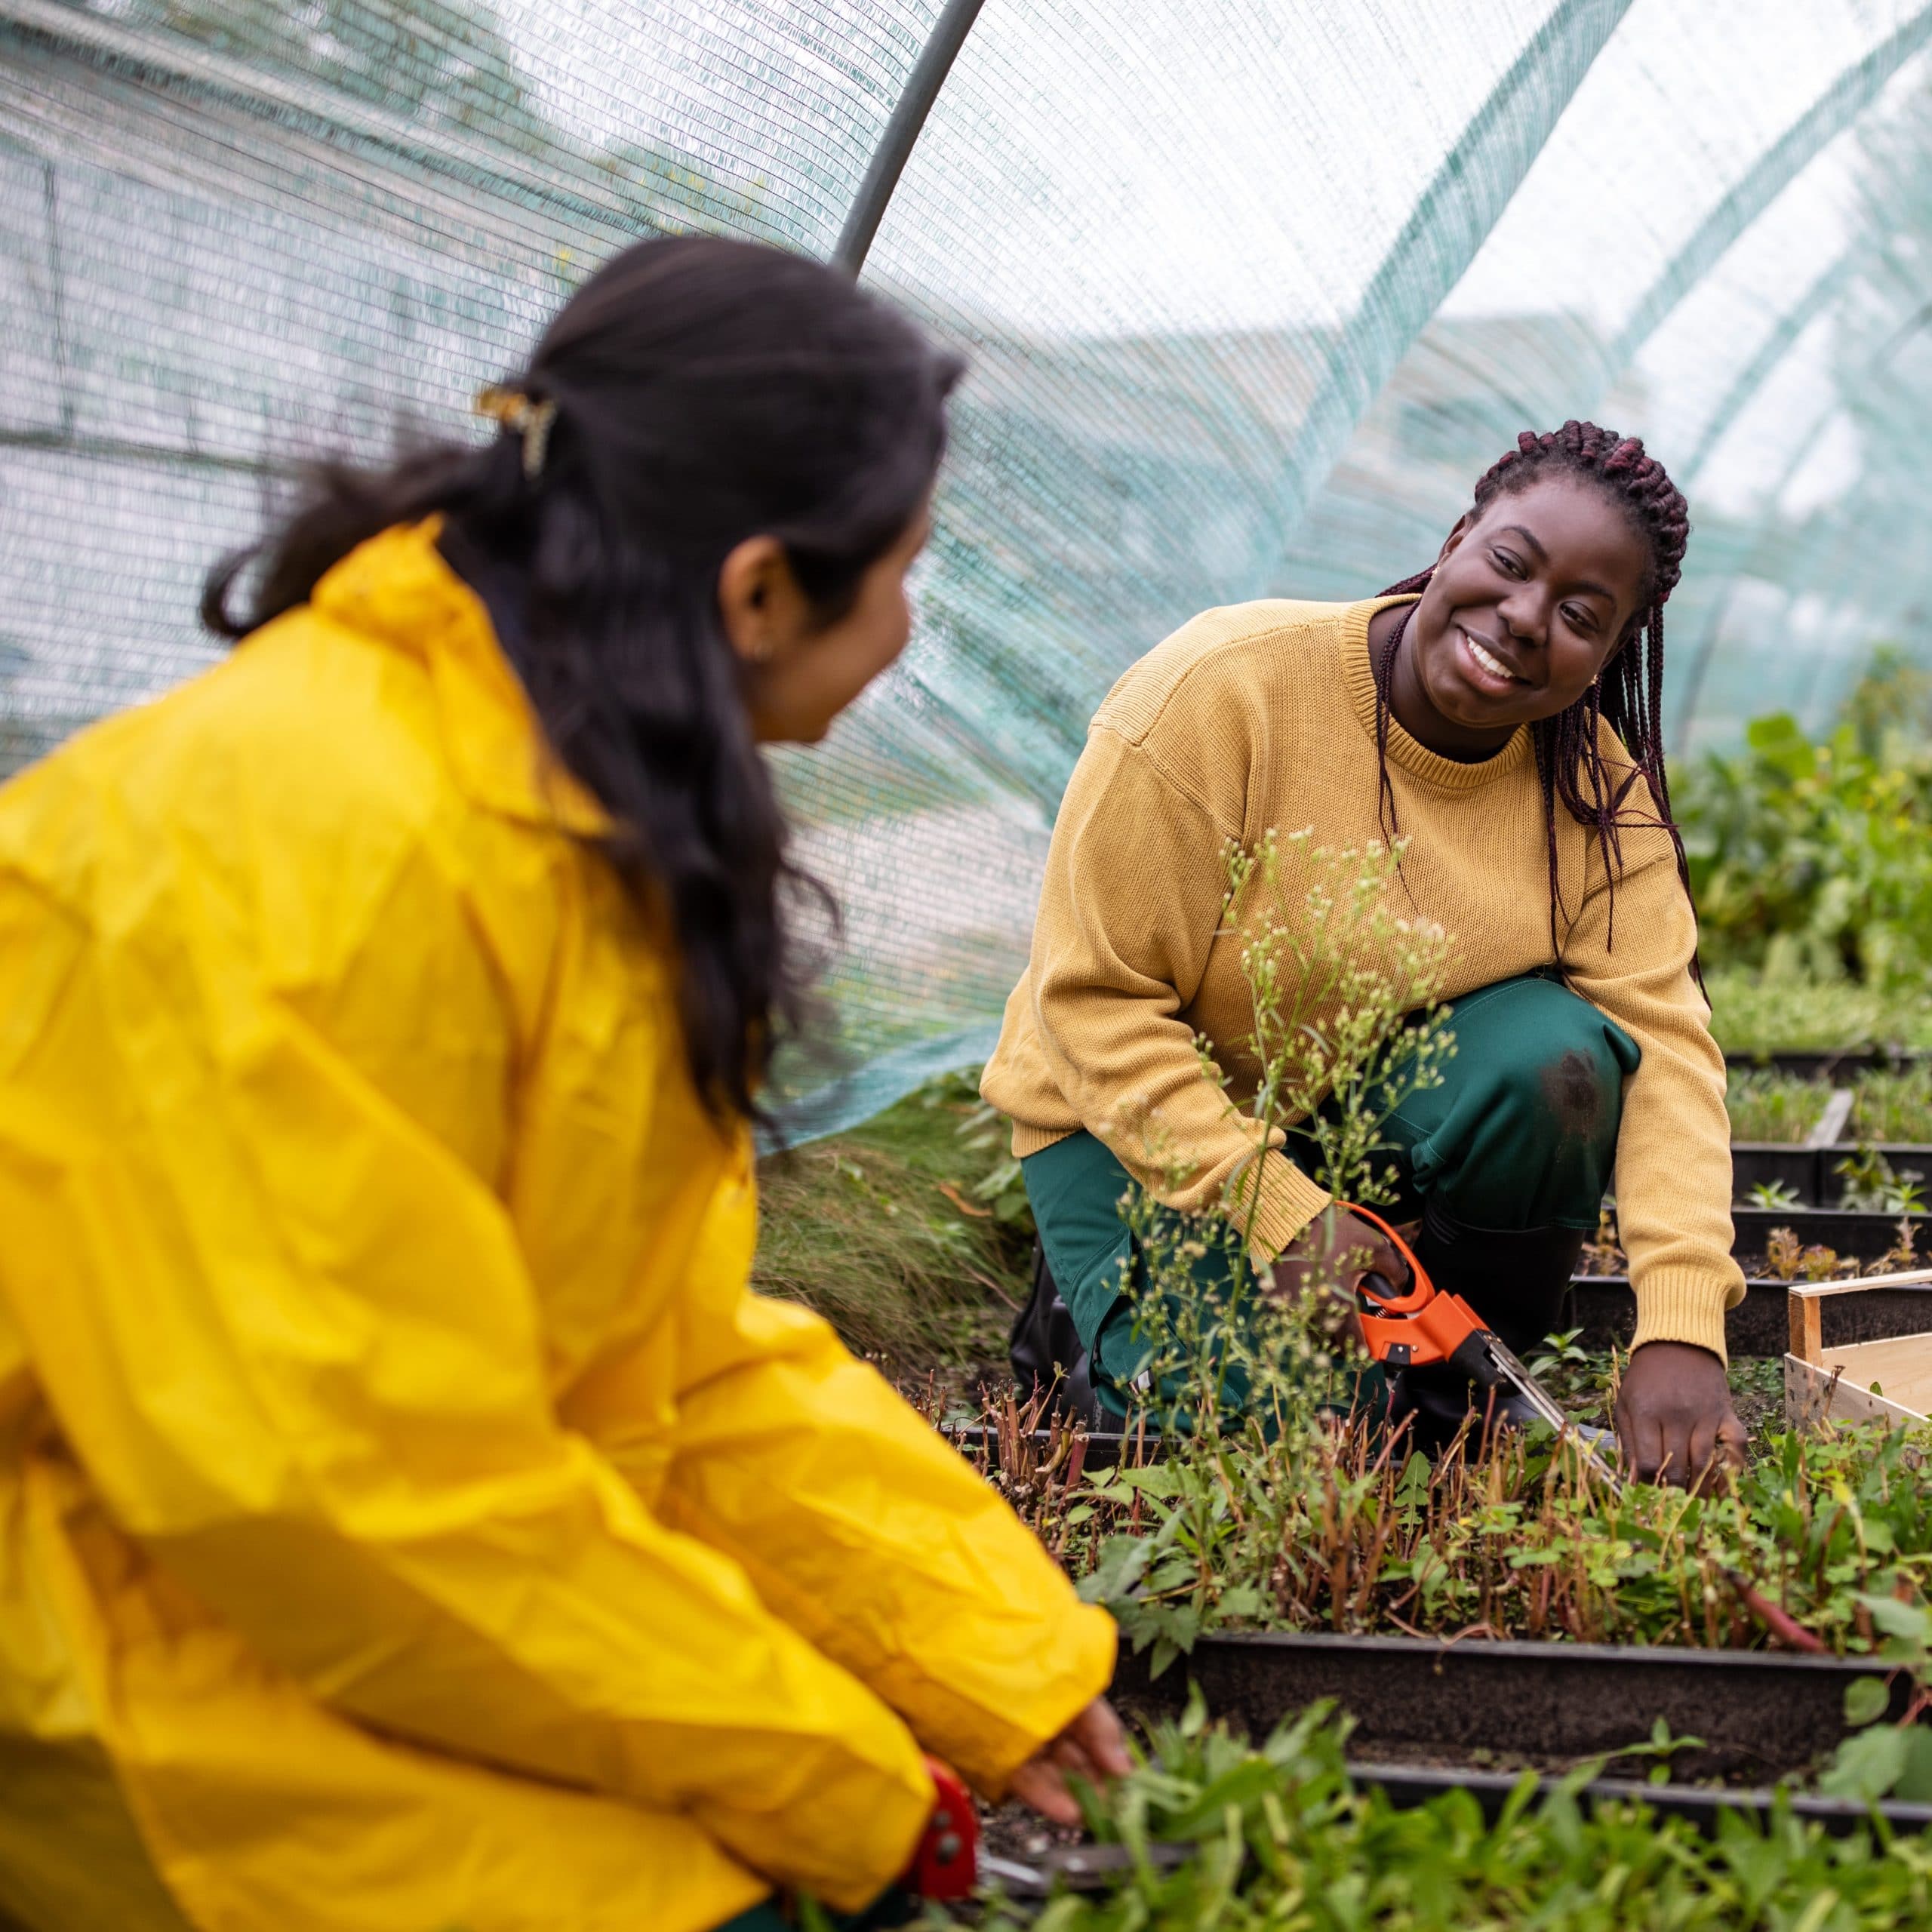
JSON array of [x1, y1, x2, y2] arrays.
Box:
[[1481, 1337, 1623, 1489], [979, 1841, 1193, 1898]]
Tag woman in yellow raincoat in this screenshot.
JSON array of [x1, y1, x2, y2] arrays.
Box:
[[0, 236, 1122, 1932]]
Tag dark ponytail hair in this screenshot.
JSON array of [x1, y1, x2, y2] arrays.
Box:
[[204, 235, 964, 1126]]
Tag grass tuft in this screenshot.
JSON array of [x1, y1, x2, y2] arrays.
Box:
[[753, 1072, 1031, 1378]]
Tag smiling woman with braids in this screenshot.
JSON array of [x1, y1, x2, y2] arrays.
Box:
[[988, 421, 1747, 1487]]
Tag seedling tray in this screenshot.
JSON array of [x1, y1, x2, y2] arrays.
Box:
[[945, 1422, 1140, 1469], [1724, 1048, 1932, 1079], [1580, 1270, 1932, 1360], [1346, 1760, 1932, 1838], [1732, 1142, 1932, 1202], [1567, 1274, 1790, 1355], [1730, 1204, 1927, 1257], [1112, 1629, 1908, 1788]]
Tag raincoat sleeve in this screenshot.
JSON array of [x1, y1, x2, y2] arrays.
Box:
[[569, 1263, 1118, 1801], [1560, 758, 1745, 1361], [0, 850, 934, 1912]]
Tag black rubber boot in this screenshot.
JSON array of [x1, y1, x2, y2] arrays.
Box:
[[1009, 1239, 1103, 1426], [1387, 1365, 1543, 1457], [1411, 1197, 1588, 1354], [1386, 1201, 1587, 1456]]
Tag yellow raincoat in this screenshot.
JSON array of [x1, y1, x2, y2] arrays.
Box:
[[0, 522, 1115, 1932]]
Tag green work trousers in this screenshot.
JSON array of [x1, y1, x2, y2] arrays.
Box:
[[1021, 971, 1639, 1422]]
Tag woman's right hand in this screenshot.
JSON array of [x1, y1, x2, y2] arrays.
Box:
[[1268, 1207, 1408, 1307], [1006, 1698, 1134, 1826]]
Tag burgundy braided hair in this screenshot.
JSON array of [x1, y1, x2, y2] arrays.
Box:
[[1376, 420, 1697, 977]]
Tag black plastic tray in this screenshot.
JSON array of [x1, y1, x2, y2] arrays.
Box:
[[1733, 1143, 1932, 1205], [1730, 1204, 1926, 1258], [1724, 1048, 1932, 1079], [1112, 1629, 1906, 1787], [1349, 1759, 1932, 1837], [1572, 1272, 1932, 1356], [1567, 1274, 1792, 1355]]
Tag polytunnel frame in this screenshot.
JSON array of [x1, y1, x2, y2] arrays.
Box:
[[7, 2, 1930, 931], [832, 0, 988, 275], [1625, 8, 1932, 731], [19, 0, 1913, 740], [829, 0, 1932, 755]]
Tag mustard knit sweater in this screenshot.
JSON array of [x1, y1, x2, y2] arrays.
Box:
[[981, 596, 1743, 1360]]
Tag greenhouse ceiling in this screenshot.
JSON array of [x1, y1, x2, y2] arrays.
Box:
[[5, 0, 1931, 1124]]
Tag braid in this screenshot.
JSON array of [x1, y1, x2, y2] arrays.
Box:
[[1376, 420, 1700, 987], [1370, 571, 1432, 854]]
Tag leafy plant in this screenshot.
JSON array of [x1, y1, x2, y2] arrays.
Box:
[[1762, 1226, 1854, 1284], [1837, 1146, 1929, 1214], [1103, 832, 1455, 1443], [1705, 968, 1932, 1056], [1822, 1595, 1932, 1803], [916, 1072, 1039, 1233], [1524, 1327, 1593, 1382], [941, 1695, 1932, 1930], [1725, 1069, 1837, 1145], [1577, 1204, 1627, 1276], [1217, 829, 1455, 1218], [1881, 1217, 1924, 1274], [1679, 659, 1932, 989], [1842, 645, 1932, 761], [1746, 1179, 1802, 1211], [1609, 1715, 1709, 1786], [1064, 1414, 1932, 1666], [1853, 1065, 1932, 1143]]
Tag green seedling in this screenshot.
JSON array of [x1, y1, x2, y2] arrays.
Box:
[[943, 1698, 1932, 1930], [1611, 1716, 1709, 1786], [1837, 1145, 1928, 1214]]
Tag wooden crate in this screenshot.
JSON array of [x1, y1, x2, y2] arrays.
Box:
[[1784, 1267, 1932, 1429]]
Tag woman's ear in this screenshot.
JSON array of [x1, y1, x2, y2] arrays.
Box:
[[718, 536, 810, 667], [1435, 509, 1476, 569]]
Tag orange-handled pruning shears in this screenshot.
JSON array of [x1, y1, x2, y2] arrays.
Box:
[[903, 1758, 980, 1900], [904, 1758, 1192, 1903], [1342, 1201, 1618, 1490], [1342, 1203, 1824, 1653]]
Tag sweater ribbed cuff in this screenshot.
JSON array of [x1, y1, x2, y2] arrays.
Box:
[[1231, 1150, 1333, 1269], [1629, 1266, 1739, 1363]]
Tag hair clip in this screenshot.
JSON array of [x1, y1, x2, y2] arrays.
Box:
[[474, 384, 558, 482]]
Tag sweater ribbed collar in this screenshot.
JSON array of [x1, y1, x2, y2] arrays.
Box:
[[1340, 596, 1531, 792]]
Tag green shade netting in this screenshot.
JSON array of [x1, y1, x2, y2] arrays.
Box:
[[5, 0, 1931, 1134]]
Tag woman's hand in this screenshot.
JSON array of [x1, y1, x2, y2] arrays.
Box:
[[1006, 1698, 1134, 1826], [1269, 1208, 1408, 1306], [1613, 1340, 1748, 1489]]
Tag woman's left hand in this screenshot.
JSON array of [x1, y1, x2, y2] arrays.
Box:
[[1613, 1340, 1748, 1490], [1005, 1698, 1134, 1826]]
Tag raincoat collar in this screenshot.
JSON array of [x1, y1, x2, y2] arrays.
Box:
[[309, 518, 609, 837]]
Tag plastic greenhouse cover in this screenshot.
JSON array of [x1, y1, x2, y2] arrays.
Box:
[[4, 0, 1931, 1136]]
